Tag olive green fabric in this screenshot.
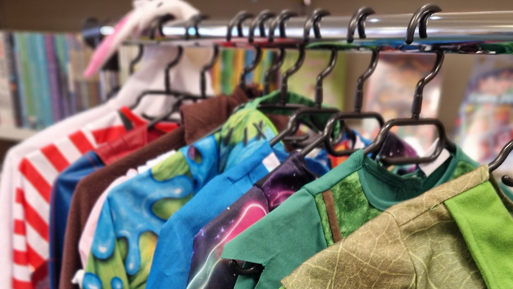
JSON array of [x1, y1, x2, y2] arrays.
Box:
[[282, 165, 513, 289], [222, 146, 479, 289]]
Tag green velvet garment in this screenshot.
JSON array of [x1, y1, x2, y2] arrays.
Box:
[[222, 146, 487, 289], [282, 165, 513, 289]]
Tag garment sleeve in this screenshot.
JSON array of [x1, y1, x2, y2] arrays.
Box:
[[280, 212, 416, 289], [221, 190, 328, 289], [83, 192, 130, 289]]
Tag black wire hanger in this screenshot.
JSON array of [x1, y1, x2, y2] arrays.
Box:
[[145, 15, 222, 128], [129, 14, 203, 112], [262, 10, 299, 95], [239, 10, 276, 90], [488, 140, 513, 187], [321, 7, 386, 157], [229, 10, 343, 276], [363, 4, 456, 165]]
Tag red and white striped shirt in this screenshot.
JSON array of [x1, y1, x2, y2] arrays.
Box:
[[11, 107, 156, 289]]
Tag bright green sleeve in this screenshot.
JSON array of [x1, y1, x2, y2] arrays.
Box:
[[221, 189, 328, 289]]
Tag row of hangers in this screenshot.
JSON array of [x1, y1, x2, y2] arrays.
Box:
[[119, 4, 513, 214], [83, 3, 513, 277]]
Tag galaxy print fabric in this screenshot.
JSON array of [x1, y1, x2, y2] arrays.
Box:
[[187, 152, 317, 289]]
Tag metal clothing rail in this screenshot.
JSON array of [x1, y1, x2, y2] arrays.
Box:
[[161, 11, 513, 42], [87, 10, 513, 53]]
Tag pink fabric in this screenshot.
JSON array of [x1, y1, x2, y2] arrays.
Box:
[[78, 169, 138, 266], [84, 0, 202, 77], [84, 13, 133, 77]]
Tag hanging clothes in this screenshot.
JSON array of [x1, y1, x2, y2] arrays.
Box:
[[79, 168, 140, 267], [48, 112, 177, 289], [12, 105, 170, 288], [81, 107, 287, 288], [167, 151, 324, 289], [220, 146, 486, 289], [281, 165, 513, 289], [145, 143, 334, 289], [58, 86, 250, 289]]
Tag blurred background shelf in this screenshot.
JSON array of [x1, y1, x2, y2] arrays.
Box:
[[0, 126, 36, 142]]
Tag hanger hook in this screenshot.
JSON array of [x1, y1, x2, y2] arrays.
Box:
[[164, 46, 184, 92], [200, 45, 219, 98], [263, 10, 298, 94], [149, 13, 175, 40], [354, 48, 380, 112], [184, 13, 209, 40], [411, 50, 443, 119], [268, 9, 299, 43], [227, 11, 254, 42], [129, 44, 144, 75], [347, 7, 375, 43], [263, 47, 285, 95], [249, 10, 276, 43], [278, 9, 329, 104], [315, 47, 338, 107], [489, 139, 513, 172], [239, 10, 275, 89], [229, 260, 264, 276], [488, 139, 513, 187], [405, 4, 442, 45], [303, 8, 331, 42]]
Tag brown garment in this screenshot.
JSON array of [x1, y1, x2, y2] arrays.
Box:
[[59, 88, 250, 289]]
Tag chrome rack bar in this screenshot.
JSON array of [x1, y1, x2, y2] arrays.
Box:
[[99, 11, 513, 51]]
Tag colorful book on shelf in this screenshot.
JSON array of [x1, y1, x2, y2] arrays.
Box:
[[54, 33, 71, 118], [20, 33, 38, 129], [5, 32, 23, 127], [12, 33, 28, 128], [65, 34, 80, 114], [34, 33, 54, 128], [44, 33, 63, 123], [0, 31, 18, 127], [28, 32, 49, 129]]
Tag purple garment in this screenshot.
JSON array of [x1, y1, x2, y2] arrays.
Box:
[[378, 132, 419, 174], [187, 152, 317, 289]]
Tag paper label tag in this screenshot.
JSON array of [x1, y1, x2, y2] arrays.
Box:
[[354, 135, 366, 149], [72, 270, 85, 288], [138, 150, 176, 173], [419, 138, 450, 177], [262, 152, 281, 173], [305, 147, 322, 159]]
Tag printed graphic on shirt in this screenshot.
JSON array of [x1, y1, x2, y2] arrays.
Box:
[[83, 109, 284, 289], [187, 153, 317, 289]]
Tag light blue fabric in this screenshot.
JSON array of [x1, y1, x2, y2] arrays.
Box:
[[146, 142, 276, 289]]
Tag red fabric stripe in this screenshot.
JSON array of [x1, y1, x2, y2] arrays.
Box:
[[91, 126, 127, 145], [12, 278, 34, 289], [27, 244, 45, 270], [15, 188, 24, 204], [14, 220, 26, 236], [18, 159, 51, 203], [31, 261, 48, 288], [13, 249, 28, 266], [69, 131, 94, 154], [24, 202, 49, 241], [40, 144, 70, 172]]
